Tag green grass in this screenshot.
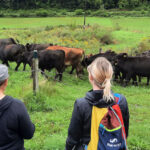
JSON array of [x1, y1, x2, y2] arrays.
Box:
[[1, 17, 150, 149]]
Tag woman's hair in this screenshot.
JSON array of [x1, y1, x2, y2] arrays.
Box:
[[87, 57, 114, 102]]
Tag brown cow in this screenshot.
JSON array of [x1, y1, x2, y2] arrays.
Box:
[[46, 45, 85, 77]]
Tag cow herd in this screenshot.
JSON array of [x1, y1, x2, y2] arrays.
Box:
[[0, 38, 149, 86]]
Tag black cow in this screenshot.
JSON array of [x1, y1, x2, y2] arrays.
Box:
[[82, 50, 120, 81], [116, 53, 150, 86], [0, 44, 27, 71], [26, 43, 53, 51], [82, 50, 117, 67], [136, 50, 150, 57], [23, 50, 65, 81], [0, 38, 17, 45]]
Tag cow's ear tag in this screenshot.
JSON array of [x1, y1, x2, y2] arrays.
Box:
[[123, 54, 127, 58]]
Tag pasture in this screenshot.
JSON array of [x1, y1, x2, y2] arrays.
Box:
[[1, 17, 150, 150]]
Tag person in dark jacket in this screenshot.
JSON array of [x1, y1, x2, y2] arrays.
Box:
[[0, 64, 35, 150], [65, 57, 129, 150]]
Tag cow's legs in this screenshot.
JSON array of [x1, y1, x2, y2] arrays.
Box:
[[138, 76, 141, 83], [41, 69, 48, 79], [120, 73, 126, 85], [15, 62, 21, 71], [114, 71, 120, 82], [132, 75, 138, 86], [147, 76, 149, 85], [3, 60, 10, 67], [124, 73, 132, 86], [76, 64, 84, 78], [23, 63, 26, 71], [55, 73, 62, 81], [55, 65, 65, 81], [70, 66, 75, 74]]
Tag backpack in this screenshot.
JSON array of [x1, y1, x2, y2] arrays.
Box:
[[87, 93, 127, 150]]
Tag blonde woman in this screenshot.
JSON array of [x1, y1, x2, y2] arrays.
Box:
[[65, 57, 129, 150]]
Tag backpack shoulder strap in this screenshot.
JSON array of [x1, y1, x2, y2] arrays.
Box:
[[88, 106, 108, 150], [110, 106, 128, 150], [114, 93, 121, 104]]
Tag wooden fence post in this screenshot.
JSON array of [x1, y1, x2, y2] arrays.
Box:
[[33, 50, 39, 95]]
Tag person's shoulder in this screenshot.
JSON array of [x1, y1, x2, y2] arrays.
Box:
[[76, 97, 87, 105], [75, 97, 90, 109], [8, 96, 25, 107]]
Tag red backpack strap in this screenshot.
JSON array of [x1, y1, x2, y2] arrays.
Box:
[[111, 105, 128, 150], [114, 93, 121, 104], [112, 104, 126, 138]]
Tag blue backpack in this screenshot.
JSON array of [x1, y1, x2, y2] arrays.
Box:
[[86, 93, 128, 150]]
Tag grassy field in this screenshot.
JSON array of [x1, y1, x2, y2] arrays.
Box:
[[1, 17, 150, 150]]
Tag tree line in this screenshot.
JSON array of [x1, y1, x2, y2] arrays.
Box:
[[0, 0, 150, 10]]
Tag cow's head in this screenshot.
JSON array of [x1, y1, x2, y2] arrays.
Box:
[[113, 53, 128, 66], [26, 43, 32, 51], [116, 53, 128, 60], [81, 56, 89, 67]]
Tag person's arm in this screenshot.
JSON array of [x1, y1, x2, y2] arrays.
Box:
[[66, 100, 83, 150], [18, 101, 35, 139], [119, 95, 129, 138]]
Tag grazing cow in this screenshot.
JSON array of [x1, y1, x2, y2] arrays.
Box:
[[26, 43, 53, 51], [0, 38, 17, 45], [116, 53, 150, 86], [0, 44, 27, 71], [19, 43, 54, 71], [82, 50, 117, 67], [81, 50, 120, 81], [23, 50, 65, 81], [136, 50, 150, 57], [46, 46, 85, 77]]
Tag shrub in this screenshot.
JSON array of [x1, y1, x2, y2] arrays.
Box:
[[68, 23, 78, 30], [100, 33, 114, 45], [9, 14, 18, 17], [60, 10, 67, 15], [92, 10, 111, 17], [75, 9, 83, 15], [137, 37, 150, 53], [45, 26, 54, 31], [19, 12, 30, 17], [0, 12, 4, 17], [118, 0, 129, 9], [48, 11, 57, 17], [141, 10, 146, 15], [36, 10, 48, 17], [86, 10, 92, 15]]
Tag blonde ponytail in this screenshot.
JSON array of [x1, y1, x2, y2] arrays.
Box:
[[87, 57, 114, 102], [103, 79, 114, 102]]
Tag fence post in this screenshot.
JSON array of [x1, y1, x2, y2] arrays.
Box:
[[33, 50, 39, 95]]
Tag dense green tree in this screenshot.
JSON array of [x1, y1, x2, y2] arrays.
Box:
[[0, 0, 150, 10]]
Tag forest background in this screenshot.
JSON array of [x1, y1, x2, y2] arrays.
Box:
[[1, 0, 150, 17]]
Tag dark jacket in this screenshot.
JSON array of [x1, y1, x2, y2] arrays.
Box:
[[65, 90, 129, 150], [0, 96, 35, 150]]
